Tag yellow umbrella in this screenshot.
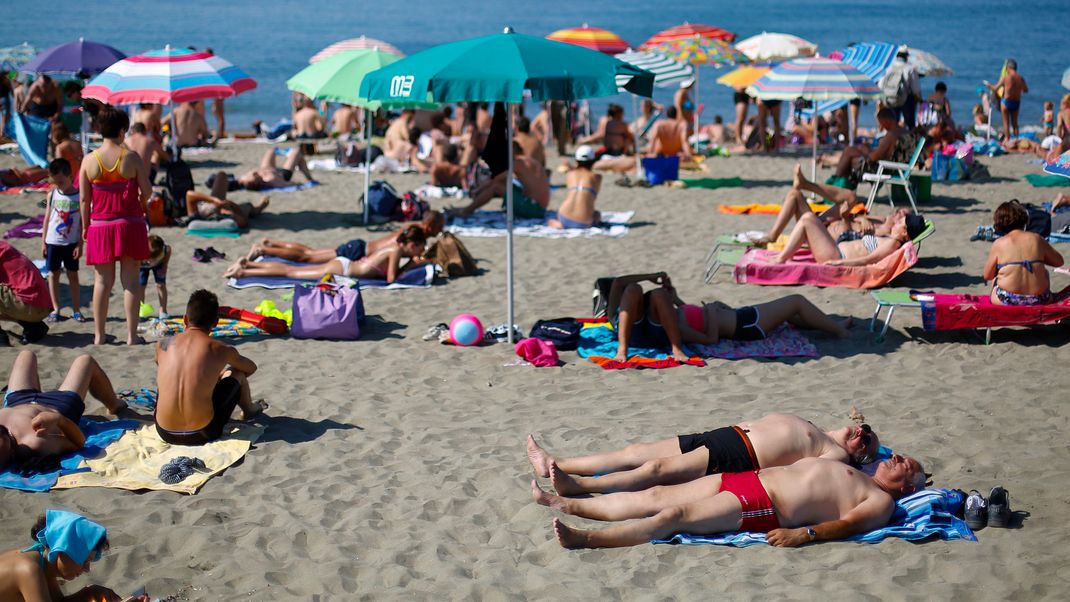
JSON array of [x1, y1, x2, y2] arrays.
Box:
[[716, 65, 771, 89]]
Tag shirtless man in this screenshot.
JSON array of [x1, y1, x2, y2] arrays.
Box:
[[431, 145, 467, 188], [0, 351, 134, 470], [987, 59, 1029, 141], [331, 104, 360, 138], [292, 97, 327, 138], [448, 142, 550, 218], [579, 104, 634, 156], [384, 109, 416, 161], [154, 290, 264, 446], [514, 117, 546, 168], [170, 101, 210, 147], [133, 103, 163, 141], [186, 171, 270, 228], [238, 146, 315, 191], [528, 413, 879, 496], [125, 123, 169, 181], [536, 454, 926, 549], [826, 108, 906, 181], [17, 75, 61, 120], [646, 106, 691, 161]]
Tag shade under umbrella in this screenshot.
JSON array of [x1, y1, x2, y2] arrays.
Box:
[[642, 22, 736, 47], [905, 47, 953, 77], [614, 49, 693, 89], [0, 43, 38, 72], [734, 32, 816, 62], [547, 24, 630, 55], [83, 46, 256, 105], [21, 38, 125, 76], [310, 37, 403, 63]]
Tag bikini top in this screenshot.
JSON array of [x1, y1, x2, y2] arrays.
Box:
[[996, 259, 1043, 272], [567, 185, 599, 197], [91, 147, 128, 184]]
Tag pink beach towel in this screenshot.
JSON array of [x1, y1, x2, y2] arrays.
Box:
[[733, 242, 918, 289], [920, 286, 1070, 331]]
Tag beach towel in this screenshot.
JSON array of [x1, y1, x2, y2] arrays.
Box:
[[152, 317, 268, 338], [1024, 174, 1070, 187], [0, 182, 50, 195], [10, 113, 51, 168], [690, 324, 819, 359], [680, 177, 744, 189], [227, 258, 434, 290], [733, 243, 918, 289], [307, 158, 366, 172], [267, 180, 320, 193], [53, 422, 263, 494], [178, 146, 214, 155], [186, 218, 243, 238], [446, 210, 634, 239], [576, 322, 705, 369], [0, 419, 139, 492], [719, 202, 831, 215], [654, 488, 975, 547], [414, 184, 467, 199], [1049, 231, 1070, 244], [3, 214, 44, 239], [920, 286, 1070, 331]]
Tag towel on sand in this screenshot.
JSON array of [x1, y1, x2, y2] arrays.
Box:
[[227, 258, 434, 290], [446, 210, 634, 239], [680, 177, 744, 189], [152, 317, 267, 338], [654, 488, 975, 547], [10, 112, 51, 168], [690, 324, 819, 359], [4, 214, 44, 239], [53, 422, 264, 494], [266, 180, 320, 193], [576, 322, 704, 369], [0, 419, 139, 492], [920, 286, 1070, 331], [734, 244, 918, 289], [1024, 174, 1070, 187], [719, 202, 831, 215], [0, 182, 49, 194]]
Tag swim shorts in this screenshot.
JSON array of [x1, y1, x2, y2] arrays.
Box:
[[733, 90, 750, 104], [678, 426, 760, 474], [733, 306, 766, 341], [335, 239, 367, 261], [155, 376, 242, 446], [507, 184, 546, 219], [279, 168, 294, 182], [4, 389, 86, 423], [139, 264, 166, 286], [46, 244, 79, 272], [719, 470, 781, 532], [1001, 99, 1020, 112]]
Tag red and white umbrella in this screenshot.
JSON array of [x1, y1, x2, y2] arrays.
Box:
[[82, 46, 256, 105], [310, 36, 403, 63], [642, 22, 736, 48]]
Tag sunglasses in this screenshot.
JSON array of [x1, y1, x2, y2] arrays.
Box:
[[860, 424, 873, 448]]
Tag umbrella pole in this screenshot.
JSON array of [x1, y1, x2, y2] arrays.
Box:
[[693, 69, 700, 146], [632, 95, 641, 177], [363, 110, 372, 225], [169, 102, 178, 160], [79, 77, 89, 155], [812, 125, 817, 183], [506, 103, 515, 344]]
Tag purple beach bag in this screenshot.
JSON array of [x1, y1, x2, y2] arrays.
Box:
[[291, 283, 363, 340]]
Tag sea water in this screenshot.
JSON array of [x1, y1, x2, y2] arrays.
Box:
[[6, 0, 1067, 132]]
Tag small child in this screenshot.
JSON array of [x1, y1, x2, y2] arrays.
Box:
[[139, 234, 171, 319], [1043, 101, 1055, 137], [41, 158, 83, 322]]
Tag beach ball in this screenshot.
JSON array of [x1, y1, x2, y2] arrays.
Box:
[[449, 313, 483, 346]]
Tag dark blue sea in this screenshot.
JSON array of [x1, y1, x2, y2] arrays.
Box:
[[7, 0, 1068, 130]]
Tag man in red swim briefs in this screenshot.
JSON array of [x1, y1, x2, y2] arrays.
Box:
[[533, 455, 926, 549]]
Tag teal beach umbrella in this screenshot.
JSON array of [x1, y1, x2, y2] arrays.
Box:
[[362, 28, 654, 342]]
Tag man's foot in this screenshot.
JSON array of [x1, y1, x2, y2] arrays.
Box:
[[242, 399, 268, 420], [252, 195, 271, 216], [245, 244, 264, 262], [792, 163, 805, 189], [549, 461, 583, 496], [526, 434, 554, 478], [531, 480, 570, 513], [553, 518, 588, 549]]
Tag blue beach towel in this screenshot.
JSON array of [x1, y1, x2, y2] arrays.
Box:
[[264, 180, 319, 193], [0, 419, 139, 492], [8, 113, 51, 168]]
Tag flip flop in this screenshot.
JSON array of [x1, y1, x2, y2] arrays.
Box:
[[45, 312, 62, 323], [205, 247, 227, 260], [71, 312, 86, 323]]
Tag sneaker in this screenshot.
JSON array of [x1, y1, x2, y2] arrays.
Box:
[[987, 487, 1011, 528], [205, 247, 226, 260], [964, 489, 988, 530], [422, 323, 448, 342]]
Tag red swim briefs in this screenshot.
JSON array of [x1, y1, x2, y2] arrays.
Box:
[[719, 470, 781, 533]]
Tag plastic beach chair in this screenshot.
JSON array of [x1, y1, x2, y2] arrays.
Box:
[[863, 138, 927, 215], [869, 290, 923, 340]]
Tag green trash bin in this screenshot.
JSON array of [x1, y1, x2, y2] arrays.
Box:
[[891, 174, 931, 204]]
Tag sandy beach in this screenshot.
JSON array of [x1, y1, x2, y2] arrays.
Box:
[[1, 141, 1069, 600]]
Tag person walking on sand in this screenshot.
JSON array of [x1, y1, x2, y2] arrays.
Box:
[[987, 59, 1028, 141], [154, 289, 265, 446]]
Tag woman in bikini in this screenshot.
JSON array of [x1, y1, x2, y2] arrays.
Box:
[[983, 200, 1064, 305], [80, 107, 152, 346], [225, 225, 427, 284], [548, 147, 602, 229]]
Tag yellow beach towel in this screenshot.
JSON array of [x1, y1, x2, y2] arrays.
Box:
[[54, 423, 264, 494]]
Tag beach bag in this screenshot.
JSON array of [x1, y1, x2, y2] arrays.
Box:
[[427, 233, 477, 278], [364, 180, 401, 218], [290, 283, 364, 340], [515, 338, 560, 367], [880, 67, 909, 109], [592, 277, 616, 318], [528, 318, 581, 351], [1023, 203, 1052, 238], [161, 160, 194, 218], [147, 192, 169, 226], [395, 192, 430, 221]]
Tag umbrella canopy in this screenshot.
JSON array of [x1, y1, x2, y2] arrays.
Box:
[[735, 32, 816, 62], [645, 37, 748, 67], [21, 38, 125, 76], [806, 42, 898, 118], [642, 23, 736, 47], [748, 56, 880, 101], [1063, 66, 1070, 91], [614, 49, 693, 89], [904, 47, 953, 77], [1044, 148, 1070, 179], [287, 49, 406, 108], [716, 65, 771, 89], [310, 37, 403, 63], [82, 46, 256, 105], [547, 25, 630, 55], [360, 29, 654, 103], [0, 43, 38, 72]]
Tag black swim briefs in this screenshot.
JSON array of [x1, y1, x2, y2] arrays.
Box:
[[733, 306, 766, 341], [678, 426, 760, 474], [155, 376, 242, 446], [4, 389, 86, 423]]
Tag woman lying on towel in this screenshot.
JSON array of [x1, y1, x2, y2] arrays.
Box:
[[983, 200, 1064, 305], [770, 205, 925, 266], [224, 225, 427, 284]]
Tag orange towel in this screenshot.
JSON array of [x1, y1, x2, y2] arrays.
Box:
[[718, 202, 831, 215]]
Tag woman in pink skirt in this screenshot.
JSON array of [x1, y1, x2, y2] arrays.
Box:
[[79, 107, 151, 345]]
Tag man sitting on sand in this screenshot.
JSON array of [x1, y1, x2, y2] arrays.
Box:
[[169, 101, 211, 147], [155, 290, 265, 446], [536, 454, 926, 549], [0, 351, 135, 471], [238, 147, 316, 191], [447, 142, 550, 219], [646, 106, 691, 161], [528, 412, 880, 496], [384, 109, 416, 162], [185, 172, 270, 228]]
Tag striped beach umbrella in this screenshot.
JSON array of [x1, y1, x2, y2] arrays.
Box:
[[904, 47, 953, 77], [734, 32, 816, 62], [547, 25, 629, 55], [642, 23, 736, 47], [716, 65, 771, 89], [310, 36, 403, 63], [804, 42, 898, 128], [82, 46, 256, 105], [613, 49, 693, 89], [645, 37, 747, 67]]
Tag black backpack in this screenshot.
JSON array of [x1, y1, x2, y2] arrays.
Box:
[[529, 318, 581, 351], [161, 160, 194, 218]]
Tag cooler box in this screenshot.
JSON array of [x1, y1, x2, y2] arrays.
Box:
[[891, 174, 932, 204], [642, 156, 679, 185]]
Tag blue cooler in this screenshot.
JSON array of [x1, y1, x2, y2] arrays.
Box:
[[641, 156, 679, 185]]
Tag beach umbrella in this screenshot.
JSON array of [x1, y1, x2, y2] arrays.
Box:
[[547, 24, 630, 55], [614, 49, 694, 173], [641, 23, 736, 47], [310, 37, 403, 63], [904, 47, 952, 77], [716, 65, 771, 89], [20, 38, 125, 76], [1063, 66, 1070, 91], [0, 43, 38, 72], [362, 27, 654, 343], [1043, 148, 1070, 179], [645, 37, 748, 137], [748, 57, 880, 180], [803, 42, 897, 143], [734, 32, 816, 62]]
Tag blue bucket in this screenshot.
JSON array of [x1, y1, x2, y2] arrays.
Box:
[[641, 156, 679, 185]]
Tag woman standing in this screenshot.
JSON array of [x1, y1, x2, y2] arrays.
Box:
[[80, 107, 151, 345]]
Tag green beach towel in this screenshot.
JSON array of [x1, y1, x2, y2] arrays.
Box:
[[1024, 174, 1070, 187], [681, 177, 744, 189]]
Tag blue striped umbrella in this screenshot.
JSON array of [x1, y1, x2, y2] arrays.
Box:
[[804, 42, 897, 119]]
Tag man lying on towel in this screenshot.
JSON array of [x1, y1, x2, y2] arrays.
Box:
[[527, 412, 880, 496], [154, 289, 265, 446], [0, 351, 135, 471], [535, 454, 926, 549]]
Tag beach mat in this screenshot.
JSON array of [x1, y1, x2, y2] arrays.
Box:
[[690, 324, 819, 359], [1024, 174, 1070, 187], [576, 322, 705, 369], [53, 422, 263, 494], [10, 113, 51, 168], [4, 214, 44, 239], [446, 210, 633, 239], [719, 202, 831, 215], [0, 182, 49, 195], [681, 177, 744, 189], [267, 180, 320, 193], [0, 419, 139, 492], [227, 258, 434, 290], [734, 243, 918, 289]]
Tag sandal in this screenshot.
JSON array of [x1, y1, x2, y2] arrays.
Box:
[[71, 312, 86, 323], [205, 247, 226, 260], [45, 312, 62, 323]]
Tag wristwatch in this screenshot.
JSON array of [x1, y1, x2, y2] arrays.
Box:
[[806, 527, 817, 542]]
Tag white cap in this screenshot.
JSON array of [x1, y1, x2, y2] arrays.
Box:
[[574, 145, 597, 161]]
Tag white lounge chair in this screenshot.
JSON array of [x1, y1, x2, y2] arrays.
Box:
[[863, 138, 927, 215]]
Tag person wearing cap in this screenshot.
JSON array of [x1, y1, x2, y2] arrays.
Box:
[[879, 46, 922, 129], [674, 78, 696, 134], [548, 146, 602, 229]]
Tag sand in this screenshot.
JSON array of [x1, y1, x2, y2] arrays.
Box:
[[1, 140, 1068, 600]]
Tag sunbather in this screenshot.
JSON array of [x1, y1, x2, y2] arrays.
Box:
[[185, 171, 270, 228], [527, 413, 880, 496], [246, 211, 444, 263], [238, 147, 316, 191], [983, 200, 1064, 305], [536, 454, 926, 549], [547, 146, 602, 229], [819, 107, 921, 188], [224, 225, 427, 284]]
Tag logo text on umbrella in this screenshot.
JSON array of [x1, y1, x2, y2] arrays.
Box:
[[390, 75, 414, 97]]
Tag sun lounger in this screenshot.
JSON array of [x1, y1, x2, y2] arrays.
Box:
[[918, 287, 1070, 344], [869, 290, 923, 340]]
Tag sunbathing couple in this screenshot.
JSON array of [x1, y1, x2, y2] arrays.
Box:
[[225, 211, 445, 284], [607, 272, 851, 363], [528, 412, 927, 549]]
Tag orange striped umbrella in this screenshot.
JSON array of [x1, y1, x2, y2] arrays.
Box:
[[547, 24, 630, 55], [642, 22, 736, 48]]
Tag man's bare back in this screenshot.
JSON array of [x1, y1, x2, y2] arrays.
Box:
[[740, 413, 850, 467], [514, 155, 550, 206], [293, 106, 326, 137], [649, 120, 688, 157], [126, 132, 165, 169], [155, 329, 256, 432], [514, 132, 545, 167], [1001, 71, 1027, 101], [173, 104, 209, 146]]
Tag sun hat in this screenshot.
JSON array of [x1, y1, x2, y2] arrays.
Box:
[[574, 145, 597, 162]]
